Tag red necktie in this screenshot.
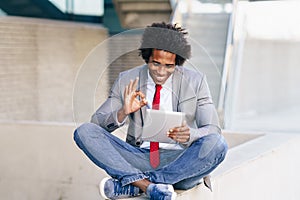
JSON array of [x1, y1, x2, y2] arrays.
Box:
[[150, 84, 162, 168]]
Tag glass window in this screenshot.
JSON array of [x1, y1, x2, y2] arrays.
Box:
[[49, 0, 104, 16]]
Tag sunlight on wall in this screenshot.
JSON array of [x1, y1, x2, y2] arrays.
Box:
[[238, 1, 300, 41]]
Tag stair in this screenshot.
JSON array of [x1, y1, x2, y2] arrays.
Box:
[[113, 0, 173, 28], [183, 13, 230, 107]]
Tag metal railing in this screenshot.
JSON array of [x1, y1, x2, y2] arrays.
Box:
[[217, 0, 238, 124], [169, 0, 180, 24]]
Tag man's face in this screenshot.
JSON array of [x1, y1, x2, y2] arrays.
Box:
[[148, 49, 176, 85]]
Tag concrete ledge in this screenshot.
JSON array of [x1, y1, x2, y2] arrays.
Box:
[[0, 122, 299, 200], [178, 132, 300, 200]]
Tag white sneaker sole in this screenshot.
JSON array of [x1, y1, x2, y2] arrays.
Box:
[[167, 185, 177, 200], [99, 177, 111, 200]]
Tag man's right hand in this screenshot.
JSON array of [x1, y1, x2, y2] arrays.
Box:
[[117, 77, 148, 122]]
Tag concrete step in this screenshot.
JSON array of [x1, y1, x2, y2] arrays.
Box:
[[187, 14, 230, 25], [118, 1, 171, 12], [113, 0, 172, 28], [184, 12, 230, 106]]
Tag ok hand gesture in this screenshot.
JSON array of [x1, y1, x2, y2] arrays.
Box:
[[117, 77, 147, 122]]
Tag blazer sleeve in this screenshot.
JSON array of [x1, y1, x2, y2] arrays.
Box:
[[91, 73, 126, 132], [183, 75, 221, 147]]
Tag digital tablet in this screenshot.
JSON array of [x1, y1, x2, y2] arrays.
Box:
[[141, 109, 186, 143]]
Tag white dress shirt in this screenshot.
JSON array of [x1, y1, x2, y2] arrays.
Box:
[[140, 70, 183, 150]]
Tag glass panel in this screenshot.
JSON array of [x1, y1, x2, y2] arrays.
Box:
[[73, 0, 103, 16], [49, 0, 67, 12], [0, 8, 7, 16], [49, 0, 104, 16]]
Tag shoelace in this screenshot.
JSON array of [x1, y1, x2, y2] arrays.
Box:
[[149, 185, 174, 200], [113, 179, 137, 196]]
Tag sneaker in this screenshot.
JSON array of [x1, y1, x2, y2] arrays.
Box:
[[146, 184, 177, 200], [99, 177, 141, 199]]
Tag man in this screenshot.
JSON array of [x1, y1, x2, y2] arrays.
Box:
[[74, 22, 228, 200]]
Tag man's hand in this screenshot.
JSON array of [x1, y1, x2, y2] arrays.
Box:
[[117, 77, 147, 122], [167, 121, 190, 143], [123, 77, 147, 115]]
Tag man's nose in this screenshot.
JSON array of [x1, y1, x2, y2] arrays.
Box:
[[157, 66, 166, 74]]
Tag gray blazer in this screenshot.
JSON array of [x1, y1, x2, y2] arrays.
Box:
[[91, 64, 221, 147]]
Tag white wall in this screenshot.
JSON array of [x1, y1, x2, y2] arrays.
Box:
[[0, 17, 108, 123], [225, 1, 300, 133]]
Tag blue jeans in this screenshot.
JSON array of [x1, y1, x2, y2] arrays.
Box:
[[74, 123, 228, 190]]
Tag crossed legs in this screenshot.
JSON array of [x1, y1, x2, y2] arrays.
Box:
[[74, 123, 227, 192]]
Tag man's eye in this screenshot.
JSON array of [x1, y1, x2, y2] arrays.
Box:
[[166, 64, 175, 68], [151, 61, 175, 68], [153, 62, 160, 66]]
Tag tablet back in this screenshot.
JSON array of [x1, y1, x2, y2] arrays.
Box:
[[141, 109, 185, 143]]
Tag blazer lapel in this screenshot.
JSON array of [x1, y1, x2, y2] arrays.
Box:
[[172, 67, 182, 112], [139, 65, 148, 125]]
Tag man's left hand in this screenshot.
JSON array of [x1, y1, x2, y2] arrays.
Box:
[[167, 121, 190, 143]]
